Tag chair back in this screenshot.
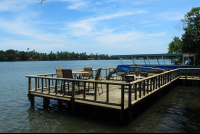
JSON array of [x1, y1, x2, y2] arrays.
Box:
[[56, 68, 63, 78], [125, 76, 134, 83], [165, 68, 170, 71], [121, 73, 126, 81], [135, 71, 140, 76], [95, 68, 102, 80], [62, 69, 73, 79], [140, 72, 148, 77], [106, 71, 114, 80], [83, 67, 93, 78]]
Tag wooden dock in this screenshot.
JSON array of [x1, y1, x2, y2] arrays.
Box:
[[26, 68, 200, 124]]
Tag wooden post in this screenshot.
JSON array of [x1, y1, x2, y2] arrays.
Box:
[[63, 80, 65, 95], [120, 85, 124, 122], [38, 78, 40, 88], [28, 77, 31, 94], [147, 79, 149, 94], [128, 84, 132, 121], [35, 78, 37, 91], [83, 82, 86, 99], [48, 79, 51, 94], [58, 100, 62, 111], [150, 79, 152, 92], [52, 75, 54, 86], [185, 69, 187, 79], [155, 76, 157, 89], [162, 74, 164, 85], [135, 83, 137, 100], [45, 76, 47, 88], [143, 80, 145, 96], [71, 81, 75, 111], [139, 82, 141, 98], [43, 97, 49, 109], [55, 80, 58, 94], [153, 78, 155, 90], [42, 78, 44, 93], [30, 94, 34, 107], [106, 84, 109, 102], [94, 83, 97, 100]]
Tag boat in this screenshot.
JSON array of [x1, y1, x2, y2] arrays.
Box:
[[111, 53, 195, 74]]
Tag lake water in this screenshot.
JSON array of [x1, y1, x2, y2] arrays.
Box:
[[0, 60, 200, 133]]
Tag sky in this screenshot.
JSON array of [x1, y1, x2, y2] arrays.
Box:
[[0, 0, 199, 56]]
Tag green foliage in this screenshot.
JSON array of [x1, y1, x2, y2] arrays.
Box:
[[168, 7, 200, 66], [0, 49, 116, 61], [167, 36, 183, 53]]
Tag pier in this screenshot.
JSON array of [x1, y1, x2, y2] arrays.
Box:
[[26, 67, 200, 124]]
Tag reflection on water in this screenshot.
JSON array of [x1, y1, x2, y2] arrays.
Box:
[[24, 86, 200, 133], [0, 61, 200, 133]]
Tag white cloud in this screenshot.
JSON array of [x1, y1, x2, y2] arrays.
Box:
[[157, 11, 185, 21], [67, 1, 89, 9], [0, 0, 35, 12]]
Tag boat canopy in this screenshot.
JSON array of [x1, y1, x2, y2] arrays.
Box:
[[111, 53, 195, 66], [111, 53, 194, 58]]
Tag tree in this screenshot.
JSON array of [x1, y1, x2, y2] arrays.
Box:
[[168, 7, 200, 65], [167, 36, 183, 53], [181, 7, 200, 65]]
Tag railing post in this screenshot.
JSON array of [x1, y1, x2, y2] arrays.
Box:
[[121, 85, 124, 123], [160, 75, 162, 86], [48, 79, 50, 94], [135, 83, 137, 100], [139, 82, 141, 98], [150, 79, 152, 92], [143, 80, 145, 96], [52, 75, 54, 86], [38, 78, 40, 88], [83, 82, 86, 99], [28, 77, 31, 94], [163, 74, 164, 85], [35, 78, 37, 91], [158, 75, 160, 88], [193, 69, 195, 78], [94, 82, 97, 100], [63, 80, 65, 95], [147, 79, 149, 94], [106, 84, 109, 102], [42, 78, 44, 93], [153, 78, 155, 90], [185, 69, 187, 79], [155, 76, 157, 89], [121, 85, 124, 110], [45, 76, 47, 88], [128, 84, 132, 121], [55, 80, 58, 94], [71, 81, 75, 111]]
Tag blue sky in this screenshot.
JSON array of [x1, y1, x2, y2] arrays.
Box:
[[0, 0, 199, 55]]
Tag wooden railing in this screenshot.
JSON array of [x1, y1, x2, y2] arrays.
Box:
[[26, 68, 200, 111]]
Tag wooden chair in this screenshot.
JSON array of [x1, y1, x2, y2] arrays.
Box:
[[140, 72, 148, 77], [62, 69, 73, 79], [55, 68, 63, 78], [82, 67, 93, 79], [125, 75, 134, 83], [106, 71, 114, 81], [89, 68, 103, 95]]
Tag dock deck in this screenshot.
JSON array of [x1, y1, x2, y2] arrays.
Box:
[[26, 68, 200, 123]]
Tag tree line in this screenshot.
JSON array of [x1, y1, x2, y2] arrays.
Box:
[[167, 7, 200, 66], [0, 49, 118, 61]]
